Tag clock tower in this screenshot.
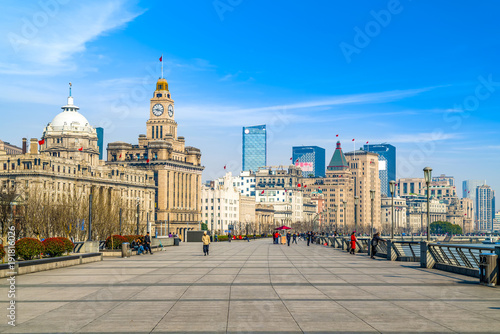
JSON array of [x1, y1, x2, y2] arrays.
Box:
[[146, 78, 177, 140]]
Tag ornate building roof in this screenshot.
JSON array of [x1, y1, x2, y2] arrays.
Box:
[[327, 141, 349, 171]]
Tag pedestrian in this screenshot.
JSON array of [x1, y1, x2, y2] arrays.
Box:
[[307, 231, 311, 246], [202, 231, 210, 256], [286, 232, 291, 246], [350, 231, 357, 255], [144, 232, 153, 255], [135, 238, 145, 255], [228, 232, 232, 242], [292, 233, 297, 244], [371, 232, 385, 259]]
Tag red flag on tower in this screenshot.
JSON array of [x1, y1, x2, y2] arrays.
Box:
[[336, 134, 339, 137], [366, 141, 369, 144], [159, 55, 162, 62], [38, 139, 45, 145], [224, 165, 226, 170], [78, 147, 83, 151], [352, 138, 355, 141]]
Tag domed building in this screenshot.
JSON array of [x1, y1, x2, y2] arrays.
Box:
[[40, 90, 99, 165], [0, 85, 156, 243]]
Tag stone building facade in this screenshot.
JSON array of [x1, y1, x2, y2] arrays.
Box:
[[107, 78, 204, 239], [0, 92, 156, 239]]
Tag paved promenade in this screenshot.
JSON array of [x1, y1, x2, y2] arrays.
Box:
[[1, 239, 500, 333]]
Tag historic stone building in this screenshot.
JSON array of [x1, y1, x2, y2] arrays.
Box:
[[107, 78, 204, 238], [344, 149, 381, 234], [0, 90, 156, 239]]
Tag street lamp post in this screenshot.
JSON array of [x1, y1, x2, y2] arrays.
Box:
[[343, 201, 347, 235], [136, 197, 140, 235], [389, 180, 396, 239], [333, 204, 338, 233], [370, 190, 375, 236], [88, 191, 92, 241], [423, 167, 433, 242], [354, 196, 359, 233]]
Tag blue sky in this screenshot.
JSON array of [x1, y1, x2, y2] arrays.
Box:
[[1, 0, 499, 201]]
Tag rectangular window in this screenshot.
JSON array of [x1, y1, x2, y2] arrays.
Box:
[[160, 126, 163, 138]]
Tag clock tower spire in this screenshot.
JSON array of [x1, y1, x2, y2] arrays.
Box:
[[146, 78, 177, 140]]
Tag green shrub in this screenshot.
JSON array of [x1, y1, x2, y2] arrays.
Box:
[[42, 238, 66, 257], [15, 238, 43, 260], [105, 235, 128, 249], [57, 237, 74, 254], [217, 235, 228, 241], [123, 235, 144, 244]]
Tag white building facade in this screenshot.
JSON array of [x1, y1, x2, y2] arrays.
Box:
[[201, 172, 240, 235]]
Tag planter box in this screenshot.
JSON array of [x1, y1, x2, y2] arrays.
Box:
[[0, 253, 102, 278]]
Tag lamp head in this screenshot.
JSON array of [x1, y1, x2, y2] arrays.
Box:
[[389, 180, 396, 196], [423, 167, 432, 183], [370, 189, 375, 200]]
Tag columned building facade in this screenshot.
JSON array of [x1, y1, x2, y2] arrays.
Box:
[[107, 78, 204, 239]]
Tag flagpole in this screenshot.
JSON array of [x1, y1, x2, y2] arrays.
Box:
[[161, 54, 163, 79]]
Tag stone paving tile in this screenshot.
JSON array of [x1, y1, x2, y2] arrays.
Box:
[[2, 239, 500, 333]]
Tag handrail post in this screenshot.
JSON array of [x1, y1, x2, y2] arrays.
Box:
[[387, 240, 396, 261], [420, 241, 435, 269]]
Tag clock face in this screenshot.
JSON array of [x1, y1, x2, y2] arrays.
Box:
[[152, 104, 164, 116], [168, 104, 173, 117]]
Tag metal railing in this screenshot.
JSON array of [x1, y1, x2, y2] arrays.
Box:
[[72, 242, 84, 253], [428, 244, 492, 277], [391, 241, 420, 261]]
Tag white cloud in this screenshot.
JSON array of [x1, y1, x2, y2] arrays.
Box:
[[175, 86, 434, 126], [378, 132, 461, 143], [0, 0, 145, 75]]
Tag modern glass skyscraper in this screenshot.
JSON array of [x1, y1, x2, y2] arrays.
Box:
[[363, 143, 396, 197], [242, 125, 266, 172], [96, 127, 104, 160], [292, 146, 325, 177], [463, 179, 486, 227], [476, 185, 495, 231]]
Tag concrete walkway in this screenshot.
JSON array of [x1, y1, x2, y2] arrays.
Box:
[[1, 239, 500, 333]]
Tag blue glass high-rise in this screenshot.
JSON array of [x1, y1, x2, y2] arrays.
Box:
[[292, 146, 325, 177], [96, 127, 104, 160], [242, 125, 266, 172], [363, 143, 396, 197]]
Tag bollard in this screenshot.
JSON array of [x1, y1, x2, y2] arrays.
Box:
[[122, 242, 130, 258]]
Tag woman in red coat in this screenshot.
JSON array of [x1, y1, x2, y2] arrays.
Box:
[[350, 231, 357, 255]]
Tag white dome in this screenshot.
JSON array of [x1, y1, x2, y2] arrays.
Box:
[[50, 110, 90, 128], [43, 96, 96, 135]]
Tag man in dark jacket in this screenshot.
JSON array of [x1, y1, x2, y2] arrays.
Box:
[[371, 232, 385, 259], [144, 232, 153, 255]]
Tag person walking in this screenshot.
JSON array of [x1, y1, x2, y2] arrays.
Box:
[[144, 232, 153, 255], [371, 232, 385, 259], [292, 233, 297, 244], [202, 231, 210, 256], [350, 231, 357, 255], [307, 231, 311, 246], [228, 232, 232, 242], [286, 232, 291, 246]]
